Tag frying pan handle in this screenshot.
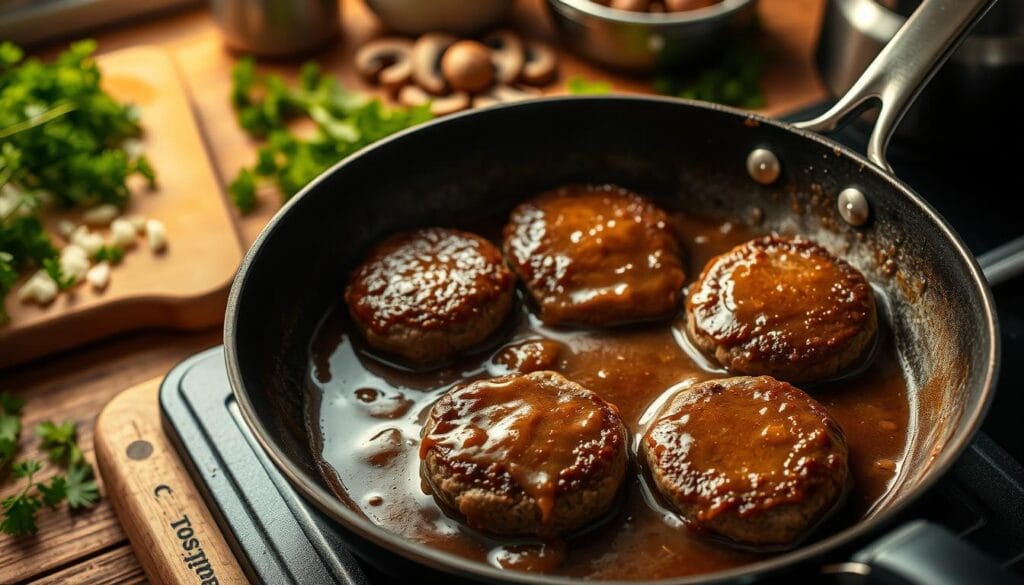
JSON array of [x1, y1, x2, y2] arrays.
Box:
[[977, 235, 1024, 287], [794, 0, 996, 172], [823, 520, 1019, 585]]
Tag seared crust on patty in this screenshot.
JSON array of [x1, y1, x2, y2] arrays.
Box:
[[641, 376, 848, 546], [345, 228, 515, 363], [503, 184, 686, 326], [420, 371, 628, 537], [686, 236, 876, 383]]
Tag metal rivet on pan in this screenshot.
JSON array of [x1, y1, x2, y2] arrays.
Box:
[[837, 187, 869, 226], [746, 148, 780, 185]]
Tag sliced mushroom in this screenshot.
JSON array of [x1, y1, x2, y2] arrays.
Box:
[[481, 30, 524, 85], [398, 85, 471, 116], [441, 40, 495, 93], [472, 84, 541, 108], [355, 38, 414, 93], [412, 32, 458, 95], [520, 40, 558, 86]]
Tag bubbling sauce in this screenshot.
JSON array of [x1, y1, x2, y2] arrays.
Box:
[[309, 212, 911, 580]]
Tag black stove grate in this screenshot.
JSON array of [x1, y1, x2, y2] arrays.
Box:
[[161, 347, 1024, 584]]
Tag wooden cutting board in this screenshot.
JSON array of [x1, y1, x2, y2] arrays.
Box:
[[0, 46, 243, 368], [94, 377, 249, 585]]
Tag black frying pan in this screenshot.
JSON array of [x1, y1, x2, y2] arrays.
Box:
[[225, 0, 1024, 583]]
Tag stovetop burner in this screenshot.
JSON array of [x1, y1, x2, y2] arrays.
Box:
[[161, 347, 1024, 583], [160, 103, 1024, 583]]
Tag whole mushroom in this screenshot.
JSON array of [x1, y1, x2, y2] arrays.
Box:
[[441, 40, 495, 93]]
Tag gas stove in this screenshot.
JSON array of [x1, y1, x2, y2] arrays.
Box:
[[159, 104, 1024, 583]]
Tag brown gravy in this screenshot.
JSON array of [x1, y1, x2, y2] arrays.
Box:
[[309, 212, 911, 580]]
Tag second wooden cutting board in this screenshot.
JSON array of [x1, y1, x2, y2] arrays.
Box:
[[0, 45, 243, 368]]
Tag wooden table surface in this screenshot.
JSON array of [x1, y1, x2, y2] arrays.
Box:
[[0, 1, 826, 582]]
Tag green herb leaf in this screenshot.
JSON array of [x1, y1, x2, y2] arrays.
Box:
[[92, 246, 124, 264], [566, 76, 612, 95], [0, 393, 24, 416], [228, 168, 258, 214], [652, 20, 765, 108], [0, 393, 23, 470], [12, 459, 41, 478], [37, 476, 67, 508], [42, 258, 75, 290], [64, 463, 99, 509], [36, 420, 83, 467], [2, 459, 43, 536], [1, 492, 40, 536], [228, 58, 432, 213], [0, 42, 23, 68]]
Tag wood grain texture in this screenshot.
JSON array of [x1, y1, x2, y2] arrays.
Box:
[[29, 545, 148, 585], [94, 379, 247, 585], [0, 327, 220, 584], [0, 46, 244, 368]]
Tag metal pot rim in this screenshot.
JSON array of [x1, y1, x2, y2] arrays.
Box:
[[548, 0, 755, 26]]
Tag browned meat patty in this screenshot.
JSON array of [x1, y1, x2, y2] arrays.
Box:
[[503, 184, 686, 326], [420, 371, 628, 538], [345, 228, 515, 364], [641, 376, 848, 546], [686, 236, 877, 383]]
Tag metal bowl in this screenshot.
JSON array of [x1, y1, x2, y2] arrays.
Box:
[[365, 0, 514, 35], [545, 0, 757, 72]]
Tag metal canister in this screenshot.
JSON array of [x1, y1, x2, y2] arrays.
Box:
[[210, 0, 341, 56]]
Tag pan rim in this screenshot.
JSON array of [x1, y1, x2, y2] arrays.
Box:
[[224, 94, 1000, 585]]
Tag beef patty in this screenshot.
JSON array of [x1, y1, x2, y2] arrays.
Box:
[[503, 184, 686, 326], [345, 227, 515, 364], [686, 236, 877, 383], [420, 371, 628, 538], [641, 376, 849, 546]]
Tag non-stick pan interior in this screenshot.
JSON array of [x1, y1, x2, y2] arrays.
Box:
[[226, 97, 996, 581]]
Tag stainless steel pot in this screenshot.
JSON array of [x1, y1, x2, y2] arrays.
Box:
[[816, 0, 1024, 151], [209, 0, 341, 56], [545, 0, 756, 72]]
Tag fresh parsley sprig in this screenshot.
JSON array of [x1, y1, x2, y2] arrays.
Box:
[[0, 417, 100, 537], [227, 58, 432, 213], [0, 459, 75, 536], [1, 460, 45, 536], [0, 39, 156, 322], [0, 392, 24, 472], [37, 420, 84, 467]]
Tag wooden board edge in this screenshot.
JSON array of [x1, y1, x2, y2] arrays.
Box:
[[94, 378, 248, 585]]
